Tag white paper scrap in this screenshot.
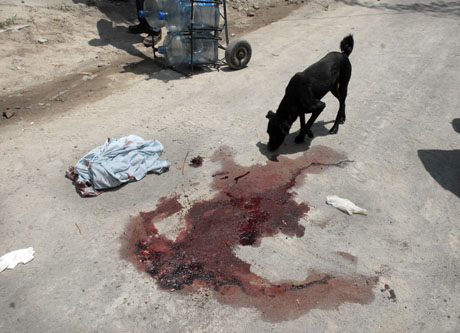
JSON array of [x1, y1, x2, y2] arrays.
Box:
[[0, 247, 35, 272], [326, 195, 368, 216]]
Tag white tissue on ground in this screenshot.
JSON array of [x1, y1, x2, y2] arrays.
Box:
[[326, 195, 368, 215], [0, 247, 35, 272]]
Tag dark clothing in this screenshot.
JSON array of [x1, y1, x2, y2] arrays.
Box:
[[136, 0, 150, 32]]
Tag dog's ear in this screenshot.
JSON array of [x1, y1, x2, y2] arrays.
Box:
[[266, 110, 275, 119], [280, 120, 290, 135]]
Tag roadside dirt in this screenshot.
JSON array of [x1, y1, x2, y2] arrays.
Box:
[[0, 0, 311, 124]]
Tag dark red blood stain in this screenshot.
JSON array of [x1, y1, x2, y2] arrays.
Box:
[[189, 156, 204, 168], [388, 289, 396, 302], [381, 284, 397, 302], [121, 146, 378, 322]]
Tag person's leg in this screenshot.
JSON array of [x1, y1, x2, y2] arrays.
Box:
[[142, 28, 162, 47], [128, 0, 150, 34]]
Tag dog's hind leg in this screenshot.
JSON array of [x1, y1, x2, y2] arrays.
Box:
[[330, 84, 347, 134]]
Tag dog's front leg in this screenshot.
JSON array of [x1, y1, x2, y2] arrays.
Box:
[[304, 100, 326, 138], [295, 112, 307, 143]]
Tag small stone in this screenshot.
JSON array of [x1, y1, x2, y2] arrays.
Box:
[[253, 3, 259, 9], [37, 39, 48, 44], [247, 11, 255, 17]]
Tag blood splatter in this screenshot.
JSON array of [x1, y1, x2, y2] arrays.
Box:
[[381, 284, 397, 302], [121, 146, 378, 321], [189, 156, 204, 168]]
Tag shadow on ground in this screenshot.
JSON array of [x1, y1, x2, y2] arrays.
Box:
[[73, 0, 137, 23], [122, 57, 232, 81], [88, 18, 225, 81], [452, 118, 460, 134], [335, 0, 460, 18], [78, 1, 154, 64], [418, 119, 460, 198], [418, 149, 460, 198], [257, 120, 335, 161], [89, 19, 151, 60]]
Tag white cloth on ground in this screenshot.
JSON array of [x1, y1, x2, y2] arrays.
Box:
[[66, 135, 169, 196]]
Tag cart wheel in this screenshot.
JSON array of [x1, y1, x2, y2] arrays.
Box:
[[225, 39, 252, 70]]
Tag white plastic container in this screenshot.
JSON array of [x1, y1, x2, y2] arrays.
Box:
[[158, 32, 218, 66], [140, 0, 166, 29], [193, 0, 220, 30], [158, 0, 192, 33]]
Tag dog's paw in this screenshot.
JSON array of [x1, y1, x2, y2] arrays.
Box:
[[295, 135, 305, 143], [329, 126, 338, 134], [306, 129, 314, 138], [339, 116, 346, 124]]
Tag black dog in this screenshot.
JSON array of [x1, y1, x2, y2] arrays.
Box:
[[266, 35, 354, 151]]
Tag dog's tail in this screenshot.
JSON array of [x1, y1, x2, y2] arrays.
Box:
[[340, 34, 354, 56]]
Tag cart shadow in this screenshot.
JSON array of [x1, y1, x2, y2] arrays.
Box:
[[121, 58, 165, 78], [122, 57, 226, 82], [219, 66, 248, 72], [256, 120, 334, 161]]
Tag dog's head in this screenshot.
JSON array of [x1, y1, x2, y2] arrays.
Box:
[[266, 111, 290, 151]]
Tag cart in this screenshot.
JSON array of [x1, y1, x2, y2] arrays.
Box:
[[142, 0, 252, 74]]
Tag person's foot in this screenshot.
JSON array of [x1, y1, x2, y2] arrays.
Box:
[[153, 30, 162, 44], [143, 31, 162, 47], [128, 24, 150, 34], [143, 35, 153, 47]]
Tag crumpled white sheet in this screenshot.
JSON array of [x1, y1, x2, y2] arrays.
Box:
[[0, 247, 35, 272], [326, 195, 368, 215], [66, 135, 170, 197]]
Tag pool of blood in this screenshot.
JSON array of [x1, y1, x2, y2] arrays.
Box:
[[121, 146, 377, 321]]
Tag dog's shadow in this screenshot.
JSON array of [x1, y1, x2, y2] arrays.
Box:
[[256, 120, 334, 161]]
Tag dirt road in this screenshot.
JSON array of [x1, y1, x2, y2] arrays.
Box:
[[1, 0, 459, 332]]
